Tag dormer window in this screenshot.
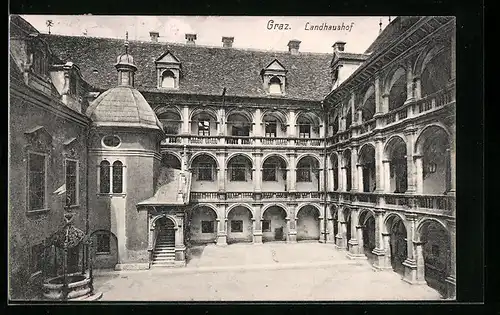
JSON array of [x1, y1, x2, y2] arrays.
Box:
[[262, 59, 287, 95], [161, 70, 176, 89], [155, 51, 181, 90], [269, 76, 282, 94]]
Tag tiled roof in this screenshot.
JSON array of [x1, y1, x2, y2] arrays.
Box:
[[40, 34, 334, 101], [336, 52, 369, 61], [364, 16, 423, 54], [86, 86, 162, 130], [10, 15, 39, 36]]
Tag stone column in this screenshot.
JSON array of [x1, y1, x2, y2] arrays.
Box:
[[327, 217, 335, 243], [174, 215, 186, 264], [217, 152, 226, 192], [216, 217, 227, 245], [347, 208, 365, 259], [405, 128, 417, 194], [351, 147, 359, 192], [319, 156, 325, 192], [339, 220, 348, 249], [405, 60, 415, 103], [285, 218, 291, 242], [337, 158, 343, 191], [414, 155, 424, 194], [253, 204, 263, 244], [319, 216, 326, 243], [413, 77, 422, 100], [403, 215, 426, 285], [287, 153, 297, 192], [372, 210, 391, 270], [288, 110, 296, 138], [327, 154, 334, 191], [253, 152, 262, 193], [374, 137, 385, 193], [253, 108, 262, 137], [340, 166, 347, 192], [357, 109, 363, 125], [381, 93, 389, 114], [357, 164, 364, 192], [356, 224, 365, 256], [374, 76, 383, 115], [383, 160, 392, 193], [288, 204, 297, 242], [350, 92, 356, 125], [182, 105, 190, 134]]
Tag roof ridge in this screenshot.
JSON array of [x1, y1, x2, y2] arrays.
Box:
[[40, 33, 334, 56]]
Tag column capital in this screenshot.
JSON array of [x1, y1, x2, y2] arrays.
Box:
[[381, 232, 391, 237], [412, 240, 426, 246], [355, 225, 365, 229]]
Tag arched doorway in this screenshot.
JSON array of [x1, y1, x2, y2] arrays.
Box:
[[419, 220, 451, 296], [296, 205, 320, 241], [227, 112, 252, 137], [262, 206, 287, 242], [155, 216, 176, 248], [227, 154, 253, 187], [191, 110, 217, 136], [188, 206, 218, 245], [358, 144, 376, 192], [386, 215, 407, 275], [227, 206, 253, 244], [359, 211, 376, 262], [385, 137, 408, 193]]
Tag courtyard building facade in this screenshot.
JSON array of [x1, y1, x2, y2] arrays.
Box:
[[8, 15, 456, 299]]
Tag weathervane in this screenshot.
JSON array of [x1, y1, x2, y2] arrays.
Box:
[[46, 20, 53, 34], [125, 31, 129, 54], [379, 19, 383, 33]]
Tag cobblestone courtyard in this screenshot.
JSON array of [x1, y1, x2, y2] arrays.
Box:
[[93, 243, 443, 301]]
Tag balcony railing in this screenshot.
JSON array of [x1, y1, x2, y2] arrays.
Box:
[[190, 192, 219, 201], [260, 138, 289, 146], [262, 192, 289, 199], [413, 85, 455, 116], [329, 191, 454, 212], [189, 136, 219, 145], [294, 138, 323, 147], [358, 119, 376, 135]]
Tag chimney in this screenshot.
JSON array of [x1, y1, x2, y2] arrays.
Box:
[[185, 33, 197, 45], [332, 41, 346, 53], [287, 39, 301, 55], [222, 36, 234, 48], [149, 31, 159, 42]]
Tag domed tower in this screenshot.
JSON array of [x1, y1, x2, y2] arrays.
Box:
[[86, 34, 165, 270]]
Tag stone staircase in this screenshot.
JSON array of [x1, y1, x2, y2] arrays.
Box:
[[151, 229, 176, 267]]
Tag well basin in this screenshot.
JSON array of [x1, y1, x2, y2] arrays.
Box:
[[43, 273, 92, 300]]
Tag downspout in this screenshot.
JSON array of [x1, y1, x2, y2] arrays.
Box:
[[322, 101, 328, 243]]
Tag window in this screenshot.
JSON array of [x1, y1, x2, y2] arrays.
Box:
[[263, 164, 277, 181], [231, 220, 243, 232], [230, 163, 247, 181], [262, 220, 271, 232], [269, 76, 282, 94], [112, 161, 123, 193], [99, 160, 110, 193], [65, 160, 78, 206], [197, 163, 213, 181], [97, 233, 110, 254], [30, 243, 44, 273], [299, 124, 311, 138], [297, 168, 312, 182], [161, 70, 175, 88], [198, 120, 210, 136], [265, 121, 277, 137], [103, 135, 121, 148], [232, 125, 250, 137], [202, 221, 215, 233], [28, 153, 46, 211]]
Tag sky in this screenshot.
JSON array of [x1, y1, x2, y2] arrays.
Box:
[[21, 15, 392, 54]]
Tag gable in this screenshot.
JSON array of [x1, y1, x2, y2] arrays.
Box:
[[265, 59, 286, 71], [156, 51, 180, 64]]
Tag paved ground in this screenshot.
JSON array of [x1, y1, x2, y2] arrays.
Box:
[[93, 242, 443, 301]]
